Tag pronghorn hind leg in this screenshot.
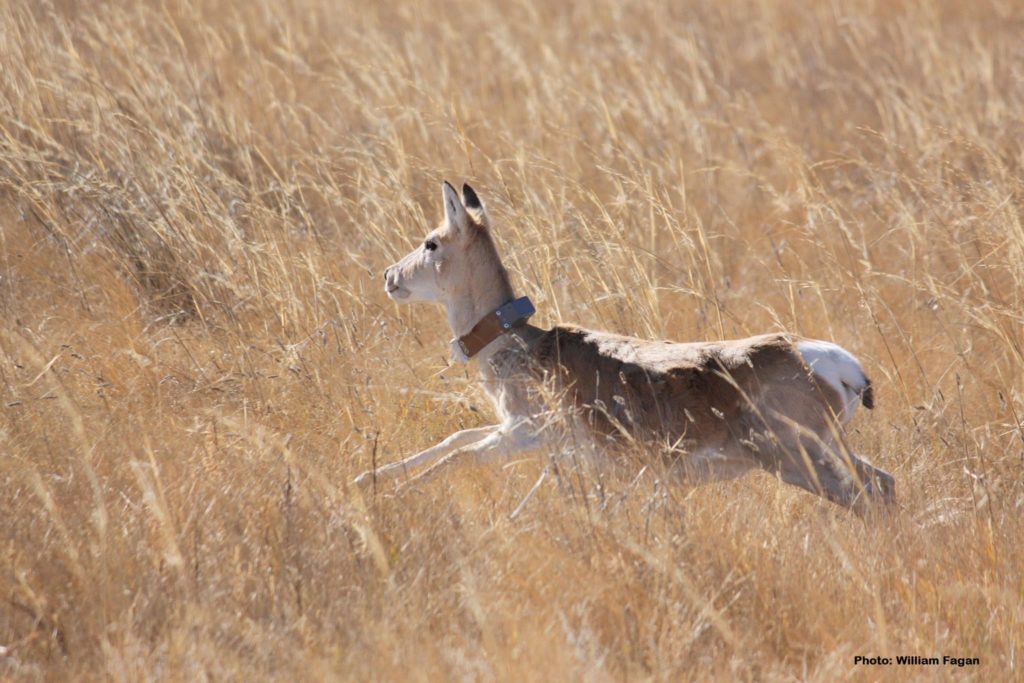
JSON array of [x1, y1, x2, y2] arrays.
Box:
[[741, 397, 895, 511], [842, 453, 896, 507], [770, 436, 896, 512], [353, 425, 498, 488]]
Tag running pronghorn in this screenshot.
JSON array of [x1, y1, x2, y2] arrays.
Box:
[[355, 182, 895, 511]]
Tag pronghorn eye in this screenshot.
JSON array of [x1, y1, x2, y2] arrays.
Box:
[[424, 240, 438, 252]]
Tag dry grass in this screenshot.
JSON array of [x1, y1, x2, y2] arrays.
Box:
[[0, 0, 1022, 680]]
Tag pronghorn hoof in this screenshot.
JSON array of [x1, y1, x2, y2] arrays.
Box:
[[352, 471, 374, 489]]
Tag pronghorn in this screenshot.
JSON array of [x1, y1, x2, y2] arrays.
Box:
[[355, 181, 895, 511]]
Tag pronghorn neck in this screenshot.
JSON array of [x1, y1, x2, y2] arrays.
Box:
[[446, 282, 514, 340], [444, 230, 515, 339]]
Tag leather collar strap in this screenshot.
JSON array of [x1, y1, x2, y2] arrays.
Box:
[[457, 296, 535, 359]]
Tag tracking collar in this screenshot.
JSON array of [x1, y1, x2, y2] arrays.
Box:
[[455, 296, 535, 359]]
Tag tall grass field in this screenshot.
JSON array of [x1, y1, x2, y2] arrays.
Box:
[[1, 0, 1022, 680]]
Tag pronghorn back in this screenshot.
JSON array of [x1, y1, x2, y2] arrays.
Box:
[[527, 326, 870, 452]]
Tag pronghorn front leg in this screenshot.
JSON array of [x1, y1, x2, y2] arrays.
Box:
[[396, 421, 542, 492], [353, 425, 499, 488]]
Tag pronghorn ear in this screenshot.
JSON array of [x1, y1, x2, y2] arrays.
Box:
[[462, 183, 490, 229], [462, 183, 481, 210], [441, 180, 470, 234]]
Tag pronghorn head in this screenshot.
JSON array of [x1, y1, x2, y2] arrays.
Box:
[[383, 182, 512, 326]]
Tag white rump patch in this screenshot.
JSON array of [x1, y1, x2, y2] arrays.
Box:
[[797, 340, 868, 423]]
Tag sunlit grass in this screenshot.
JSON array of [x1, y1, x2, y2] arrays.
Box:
[[0, 0, 1021, 679]]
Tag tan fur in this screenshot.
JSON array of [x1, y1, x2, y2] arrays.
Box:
[[478, 324, 893, 509]]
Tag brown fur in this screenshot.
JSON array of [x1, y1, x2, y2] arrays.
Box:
[[528, 327, 840, 457], [533, 327, 814, 443], [476, 323, 895, 509]]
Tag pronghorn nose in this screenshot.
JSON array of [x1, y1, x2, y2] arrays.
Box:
[[383, 267, 390, 282]]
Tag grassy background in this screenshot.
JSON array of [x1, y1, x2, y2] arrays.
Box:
[[1, 0, 1022, 679]]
